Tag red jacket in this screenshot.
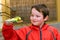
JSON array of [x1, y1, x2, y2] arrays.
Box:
[[2, 23, 60, 40]]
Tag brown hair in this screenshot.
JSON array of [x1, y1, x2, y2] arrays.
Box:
[[31, 4, 49, 18]]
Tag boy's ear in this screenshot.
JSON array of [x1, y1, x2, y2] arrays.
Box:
[[44, 16, 48, 21]]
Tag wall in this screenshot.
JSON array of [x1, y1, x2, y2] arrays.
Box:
[[2, 0, 10, 21], [57, 0, 60, 22]]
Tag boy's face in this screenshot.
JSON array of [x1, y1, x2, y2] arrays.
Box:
[[30, 8, 47, 26]]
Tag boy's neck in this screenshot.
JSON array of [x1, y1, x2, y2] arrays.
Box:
[[39, 22, 45, 29]]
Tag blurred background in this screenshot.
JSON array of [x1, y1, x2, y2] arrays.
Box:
[[0, 0, 60, 40]]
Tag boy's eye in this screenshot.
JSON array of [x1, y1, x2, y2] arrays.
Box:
[[30, 14, 41, 17], [36, 15, 40, 17]]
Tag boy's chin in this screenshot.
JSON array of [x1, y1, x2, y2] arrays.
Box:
[[32, 23, 40, 26]]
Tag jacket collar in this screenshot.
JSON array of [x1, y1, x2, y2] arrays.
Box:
[[30, 24, 49, 31]]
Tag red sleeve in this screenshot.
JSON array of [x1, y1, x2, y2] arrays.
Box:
[[57, 33, 60, 40], [2, 22, 20, 40]]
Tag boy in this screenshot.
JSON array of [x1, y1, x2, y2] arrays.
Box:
[[2, 4, 60, 40]]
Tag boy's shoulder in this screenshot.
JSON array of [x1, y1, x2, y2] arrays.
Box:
[[47, 24, 59, 34], [48, 24, 58, 31]]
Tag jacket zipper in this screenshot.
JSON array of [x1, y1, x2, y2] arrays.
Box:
[[39, 28, 42, 40]]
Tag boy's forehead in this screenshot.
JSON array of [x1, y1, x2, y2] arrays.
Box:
[[32, 8, 43, 15]]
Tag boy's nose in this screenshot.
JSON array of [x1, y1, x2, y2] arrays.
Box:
[[33, 16, 36, 20]]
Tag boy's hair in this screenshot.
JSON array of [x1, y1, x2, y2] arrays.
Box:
[[31, 4, 49, 18]]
